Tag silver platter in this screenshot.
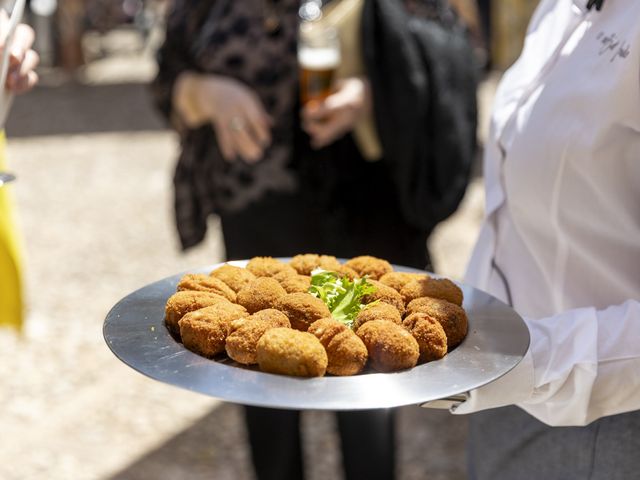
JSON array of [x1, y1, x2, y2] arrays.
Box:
[[103, 260, 529, 410]]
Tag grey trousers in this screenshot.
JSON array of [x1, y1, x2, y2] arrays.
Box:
[[468, 406, 640, 480]]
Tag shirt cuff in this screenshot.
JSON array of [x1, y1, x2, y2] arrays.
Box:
[[451, 348, 535, 415]]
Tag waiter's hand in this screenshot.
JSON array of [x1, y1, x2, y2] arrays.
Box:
[[174, 72, 273, 163], [301, 77, 371, 150], [0, 14, 39, 94]]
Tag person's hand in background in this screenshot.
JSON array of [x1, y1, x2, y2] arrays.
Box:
[[0, 11, 39, 94], [301, 76, 371, 150], [174, 72, 273, 163]]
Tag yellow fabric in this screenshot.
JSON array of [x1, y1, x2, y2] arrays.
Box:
[[0, 130, 23, 330], [321, 0, 383, 160]]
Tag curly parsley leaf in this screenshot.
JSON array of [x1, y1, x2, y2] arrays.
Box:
[[308, 268, 377, 329]]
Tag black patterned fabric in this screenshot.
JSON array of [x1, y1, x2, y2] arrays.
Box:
[[151, 0, 301, 249]]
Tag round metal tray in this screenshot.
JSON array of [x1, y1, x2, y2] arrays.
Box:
[[103, 260, 529, 410]]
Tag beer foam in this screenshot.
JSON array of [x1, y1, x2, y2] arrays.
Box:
[[298, 46, 341, 70]]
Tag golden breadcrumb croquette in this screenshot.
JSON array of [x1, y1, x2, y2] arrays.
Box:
[[181, 302, 249, 327], [165, 290, 234, 338], [308, 317, 344, 343], [256, 328, 328, 377], [344, 255, 393, 280], [225, 309, 291, 365], [405, 297, 468, 348], [166, 253, 471, 376], [318, 255, 344, 270], [209, 264, 256, 292], [289, 254, 342, 275], [308, 318, 368, 376], [179, 304, 248, 358], [400, 277, 464, 306], [356, 320, 419, 372], [379, 271, 430, 292], [403, 312, 448, 362], [273, 270, 312, 294], [237, 277, 287, 314], [246, 256, 297, 278], [353, 302, 403, 330], [275, 292, 332, 331], [334, 264, 360, 280], [179, 316, 228, 358], [230, 307, 291, 332], [249, 308, 291, 325], [177, 273, 237, 302], [289, 254, 319, 275], [362, 280, 405, 316]]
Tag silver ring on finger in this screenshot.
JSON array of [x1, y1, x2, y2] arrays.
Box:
[[229, 116, 246, 132]]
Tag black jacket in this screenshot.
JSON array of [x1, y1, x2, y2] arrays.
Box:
[[362, 0, 478, 232]]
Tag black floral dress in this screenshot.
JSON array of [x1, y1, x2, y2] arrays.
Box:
[[152, 0, 302, 249]]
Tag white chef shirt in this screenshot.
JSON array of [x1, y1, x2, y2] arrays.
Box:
[[453, 0, 640, 426]]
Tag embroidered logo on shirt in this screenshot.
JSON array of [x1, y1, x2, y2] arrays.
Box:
[[596, 31, 630, 62]]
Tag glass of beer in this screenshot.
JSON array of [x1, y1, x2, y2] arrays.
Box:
[[298, 21, 341, 105]]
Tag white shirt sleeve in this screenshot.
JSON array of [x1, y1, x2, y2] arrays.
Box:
[[451, 299, 640, 426]]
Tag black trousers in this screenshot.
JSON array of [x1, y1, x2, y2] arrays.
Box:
[[243, 407, 396, 480], [219, 136, 430, 480]]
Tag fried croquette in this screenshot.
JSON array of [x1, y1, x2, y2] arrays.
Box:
[[275, 292, 332, 331], [379, 271, 430, 292], [356, 320, 419, 372], [308, 317, 345, 343], [289, 254, 343, 275], [225, 309, 291, 365], [246, 256, 297, 278], [236, 277, 287, 314], [344, 255, 393, 280], [400, 277, 464, 306], [177, 273, 237, 302], [179, 305, 248, 358], [405, 297, 468, 348], [165, 290, 234, 338], [362, 280, 405, 316], [402, 312, 448, 362], [209, 264, 256, 292], [353, 302, 403, 330], [273, 270, 312, 294], [180, 302, 249, 327], [289, 254, 319, 275], [256, 328, 328, 377], [249, 308, 291, 325], [229, 307, 291, 331], [308, 318, 368, 376], [165, 253, 471, 376], [334, 264, 359, 280]]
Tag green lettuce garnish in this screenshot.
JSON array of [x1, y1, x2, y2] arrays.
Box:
[[308, 268, 377, 329]]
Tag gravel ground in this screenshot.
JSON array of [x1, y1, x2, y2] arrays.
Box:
[[0, 31, 490, 480]]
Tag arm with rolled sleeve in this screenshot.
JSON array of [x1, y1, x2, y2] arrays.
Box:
[[452, 299, 640, 426]]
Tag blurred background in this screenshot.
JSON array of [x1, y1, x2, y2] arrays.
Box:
[[0, 1, 537, 479]]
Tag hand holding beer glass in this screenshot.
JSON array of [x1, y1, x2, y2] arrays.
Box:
[[299, 20, 372, 149], [298, 21, 341, 106]]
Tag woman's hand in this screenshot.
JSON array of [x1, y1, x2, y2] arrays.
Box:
[[0, 18, 39, 94], [174, 72, 272, 163], [301, 77, 371, 149]]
